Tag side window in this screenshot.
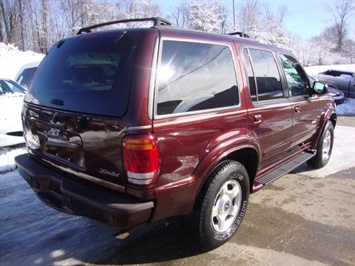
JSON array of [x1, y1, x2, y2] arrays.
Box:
[[244, 48, 283, 101], [156, 41, 239, 115], [278, 54, 310, 96]]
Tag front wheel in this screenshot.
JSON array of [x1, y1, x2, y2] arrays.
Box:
[[183, 160, 249, 250], [307, 121, 334, 168]]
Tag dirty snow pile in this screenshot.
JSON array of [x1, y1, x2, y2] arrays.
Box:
[[337, 98, 355, 115], [0, 147, 27, 173], [0, 42, 354, 173]]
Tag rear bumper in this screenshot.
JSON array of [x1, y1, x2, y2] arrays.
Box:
[[15, 153, 154, 229]]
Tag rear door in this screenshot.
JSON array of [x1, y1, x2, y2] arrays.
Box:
[[152, 38, 245, 185], [243, 48, 292, 165]]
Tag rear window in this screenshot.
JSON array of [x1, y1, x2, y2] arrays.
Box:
[[26, 33, 139, 117]]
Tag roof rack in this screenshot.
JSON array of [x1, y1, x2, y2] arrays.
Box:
[[77, 17, 173, 34], [227, 32, 250, 38]]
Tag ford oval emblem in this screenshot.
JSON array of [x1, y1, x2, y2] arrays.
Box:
[[47, 128, 60, 138]]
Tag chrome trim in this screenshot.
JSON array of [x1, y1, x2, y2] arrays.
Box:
[[153, 109, 248, 128]]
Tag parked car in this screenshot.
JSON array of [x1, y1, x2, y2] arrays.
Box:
[[15, 17, 336, 250], [309, 75, 344, 104], [317, 69, 355, 98], [14, 61, 41, 88], [0, 79, 25, 147]]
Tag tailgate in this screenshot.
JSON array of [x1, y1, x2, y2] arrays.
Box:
[[23, 103, 127, 187]]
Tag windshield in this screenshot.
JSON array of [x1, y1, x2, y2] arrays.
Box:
[[26, 33, 139, 117]]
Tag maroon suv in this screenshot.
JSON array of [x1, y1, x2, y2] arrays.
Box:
[[15, 17, 336, 250]]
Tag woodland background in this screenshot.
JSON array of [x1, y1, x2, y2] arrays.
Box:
[[1, 0, 354, 66]]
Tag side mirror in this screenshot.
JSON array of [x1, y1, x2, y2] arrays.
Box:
[[313, 81, 328, 94]]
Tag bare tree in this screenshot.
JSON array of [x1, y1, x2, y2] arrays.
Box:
[[168, 0, 191, 28], [40, 0, 48, 53], [260, 4, 289, 47], [117, 0, 161, 20], [188, 0, 229, 33], [236, 0, 261, 34], [0, 1, 5, 42], [232, 1, 289, 47], [60, 0, 92, 35], [1, 0, 20, 45], [18, 0, 25, 50], [327, 0, 355, 52]]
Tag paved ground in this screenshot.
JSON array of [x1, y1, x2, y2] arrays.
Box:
[[0, 116, 354, 266]]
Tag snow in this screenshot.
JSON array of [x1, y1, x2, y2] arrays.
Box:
[[0, 147, 26, 173], [305, 64, 355, 78], [337, 98, 355, 115], [0, 42, 44, 80], [0, 42, 354, 173]]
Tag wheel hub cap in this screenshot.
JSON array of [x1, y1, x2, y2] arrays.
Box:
[[211, 179, 242, 233]]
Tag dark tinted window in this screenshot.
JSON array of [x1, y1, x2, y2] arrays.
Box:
[[156, 41, 238, 115], [5, 80, 25, 93], [246, 48, 283, 101], [278, 54, 309, 96], [0, 80, 25, 94], [26, 34, 139, 117]]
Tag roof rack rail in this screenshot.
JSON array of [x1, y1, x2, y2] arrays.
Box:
[[227, 32, 250, 38], [77, 17, 173, 34]]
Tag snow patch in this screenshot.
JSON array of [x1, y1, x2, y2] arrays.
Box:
[[0, 42, 44, 80], [305, 64, 355, 78], [337, 98, 355, 116], [0, 147, 27, 173]]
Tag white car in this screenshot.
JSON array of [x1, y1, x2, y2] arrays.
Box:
[[0, 79, 25, 147], [15, 61, 41, 88]]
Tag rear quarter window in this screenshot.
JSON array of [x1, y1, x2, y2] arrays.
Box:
[[26, 34, 140, 117], [156, 40, 239, 116]]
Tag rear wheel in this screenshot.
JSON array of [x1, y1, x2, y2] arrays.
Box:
[[307, 121, 334, 168], [184, 160, 249, 250]]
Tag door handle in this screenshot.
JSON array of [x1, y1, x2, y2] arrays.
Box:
[[294, 106, 301, 113], [253, 114, 262, 123]]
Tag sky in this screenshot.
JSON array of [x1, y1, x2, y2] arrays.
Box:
[[157, 0, 355, 41]]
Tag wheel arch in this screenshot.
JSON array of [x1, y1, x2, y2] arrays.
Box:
[[311, 107, 337, 150], [195, 146, 259, 200], [224, 148, 258, 192]]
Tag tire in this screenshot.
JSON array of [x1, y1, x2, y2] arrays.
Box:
[[307, 121, 334, 168], [183, 160, 249, 250]]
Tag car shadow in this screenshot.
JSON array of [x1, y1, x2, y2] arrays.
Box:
[[43, 217, 206, 265], [95, 218, 205, 264], [0, 172, 206, 266]]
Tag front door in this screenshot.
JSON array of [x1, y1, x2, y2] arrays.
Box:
[[277, 53, 323, 147]]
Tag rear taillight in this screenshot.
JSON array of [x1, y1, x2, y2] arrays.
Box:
[[122, 134, 160, 186]]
